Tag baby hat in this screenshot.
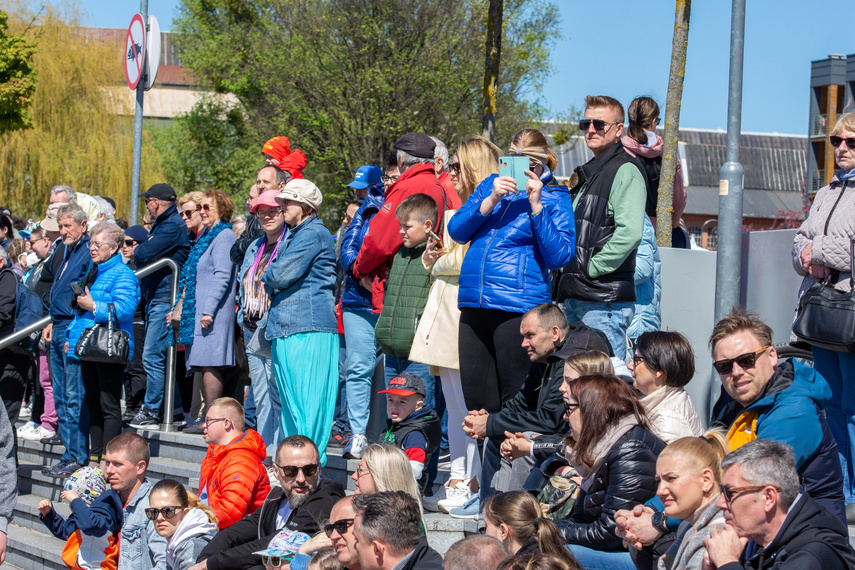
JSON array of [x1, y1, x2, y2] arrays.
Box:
[[64, 466, 108, 506]]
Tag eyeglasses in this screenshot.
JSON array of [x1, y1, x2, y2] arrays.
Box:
[[180, 206, 201, 218], [381, 175, 400, 183], [256, 208, 282, 219], [201, 204, 213, 212], [719, 483, 780, 504], [277, 463, 320, 478], [563, 401, 579, 415], [830, 135, 855, 149], [712, 345, 770, 375], [204, 417, 228, 428], [578, 119, 620, 132], [324, 518, 355, 538], [448, 162, 461, 175], [89, 241, 111, 250], [631, 355, 645, 367], [260, 555, 291, 567], [144, 506, 181, 520], [124, 240, 138, 247], [354, 465, 371, 478]]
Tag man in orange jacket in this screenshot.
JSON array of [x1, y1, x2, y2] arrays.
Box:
[[198, 397, 271, 529]]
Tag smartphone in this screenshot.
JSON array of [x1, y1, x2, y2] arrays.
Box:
[[428, 230, 443, 249], [70, 282, 84, 296], [498, 156, 531, 192]]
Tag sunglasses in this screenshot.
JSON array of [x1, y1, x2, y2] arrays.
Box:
[[260, 555, 292, 567], [712, 345, 770, 375], [277, 463, 320, 478], [563, 401, 579, 416], [830, 135, 855, 149], [448, 162, 461, 175], [578, 119, 620, 132], [180, 206, 201, 218], [144, 197, 158, 204], [201, 204, 213, 212], [324, 518, 355, 538], [719, 483, 780, 504], [144, 506, 181, 520], [124, 239, 138, 247]]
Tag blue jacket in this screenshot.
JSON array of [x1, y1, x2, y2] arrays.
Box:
[[261, 216, 338, 339], [66, 254, 141, 360], [48, 234, 93, 323], [627, 215, 661, 340], [134, 204, 190, 304], [41, 489, 123, 540], [448, 172, 576, 313], [340, 183, 385, 313]]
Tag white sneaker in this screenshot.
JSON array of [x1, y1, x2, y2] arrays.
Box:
[[343, 433, 368, 460], [423, 483, 450, 512], [18, 405, 31, 420], [436, 482, 472, 513], [16, 421, 36, 437], [22, 425, 56, 442]]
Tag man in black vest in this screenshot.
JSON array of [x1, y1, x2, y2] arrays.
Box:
[[556, 95, 647, 362]]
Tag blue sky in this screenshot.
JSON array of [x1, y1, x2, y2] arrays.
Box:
[[76, 0, 855, 135]]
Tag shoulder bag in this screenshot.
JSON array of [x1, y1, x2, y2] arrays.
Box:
[[74, 303, 131, 364]]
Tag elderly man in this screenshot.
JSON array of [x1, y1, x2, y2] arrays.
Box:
[[231, 168, 291, 265], [128, 183, 190, 429], [703, 439, 855, 569], [709, 308, 845, 523], [429, 136, 454, 197], [193, 435, 345, 570], [352, 491, 443, 570]]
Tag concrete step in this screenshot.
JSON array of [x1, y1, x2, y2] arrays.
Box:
[[13, 492, 72, 534], [5, 524, 65, 570]]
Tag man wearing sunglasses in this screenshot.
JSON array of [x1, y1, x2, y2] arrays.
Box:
[[703, 439, 855, 569], [193, 435, 345, 570], [709, 309, 845, 523], [556, 95, 648, 362]]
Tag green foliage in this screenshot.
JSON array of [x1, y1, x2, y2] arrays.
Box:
[[0, 10, 37, 134], [171, 0, 560, 223]]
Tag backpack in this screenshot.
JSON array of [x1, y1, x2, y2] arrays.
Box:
[[0, 269, 43, 354], [639, 154, 662, 218]]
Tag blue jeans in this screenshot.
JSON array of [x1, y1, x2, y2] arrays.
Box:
[[813, 346, 855, 503], [245, 326, 282, 458], [142, 301, 182, 415], [244, 384, 256, 430], [567, 545, 635, 570], [342, 311, 381, 436], [50, 322, 88, 464], [564, 299, 635, 362], [479, 436, 534, 522]]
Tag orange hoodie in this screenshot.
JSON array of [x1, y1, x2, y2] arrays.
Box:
[[199, 429, 271, 529]]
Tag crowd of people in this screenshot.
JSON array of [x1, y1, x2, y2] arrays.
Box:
[[0, 103, 853, 570]]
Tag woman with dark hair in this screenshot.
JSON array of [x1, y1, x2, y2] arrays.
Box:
[[556, 374, 664, 569], [627, 331, 704, 443], [148, 478, 218, 570], [448, 128, 576, 416], [170, 188, 237, 420]]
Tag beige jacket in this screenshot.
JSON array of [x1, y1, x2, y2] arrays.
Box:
[[641, 386, 704, 444], [409, 211, 468, 370]]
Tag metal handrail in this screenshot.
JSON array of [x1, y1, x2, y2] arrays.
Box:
[[0, 257, 181, 432]]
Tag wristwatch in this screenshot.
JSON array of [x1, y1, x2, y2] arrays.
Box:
[[651, 510, 669, 536]]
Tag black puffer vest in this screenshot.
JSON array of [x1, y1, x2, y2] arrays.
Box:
[[557, 140, 642, 303], [381, 408, 442, 491]]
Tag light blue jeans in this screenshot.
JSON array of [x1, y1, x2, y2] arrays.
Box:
[[567, 545, 635, 570], [342, 310, 381, 436], [564, 299, 635, 362], [813, 346, 855, 503], [50, 322, 88, 464], [244, 325, 282, 459]]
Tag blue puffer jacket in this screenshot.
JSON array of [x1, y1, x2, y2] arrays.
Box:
[[66, 254, 141, 361], [448, 172, 576, 313], [340, 183, 385, 313], [627, 215, 661, 340], [261, 216, 338, 339]]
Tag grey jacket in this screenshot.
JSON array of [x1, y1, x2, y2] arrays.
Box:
[[119, 480, 167, 570], [171, 535, 212, 570]]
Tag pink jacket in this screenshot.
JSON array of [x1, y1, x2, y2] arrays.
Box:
[[622, 133, 687, 229]]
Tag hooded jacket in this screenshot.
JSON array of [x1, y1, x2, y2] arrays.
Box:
[[448, 172, 576, 313], [711, 359, 846, 523], [197, 478, 346, 570], [718, 493, 855, 570], [340, 183, 385, 313], [166, 508, 217, 570], [199, 429, 271, 529]]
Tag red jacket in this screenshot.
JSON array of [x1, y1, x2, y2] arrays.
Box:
[[199, 429, 271, 529], [353, 163, 461, 311]]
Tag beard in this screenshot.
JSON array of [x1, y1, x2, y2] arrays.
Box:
[[288, 485, 313, 507]]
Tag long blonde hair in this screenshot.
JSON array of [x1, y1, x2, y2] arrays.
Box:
[[564, 350, 614, 376], [363, 444, 423, 515], [454, 136, 501, 202]]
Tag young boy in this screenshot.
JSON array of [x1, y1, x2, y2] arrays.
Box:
[[379, 373, 442, 491], [38, 465, 123, 569], [373, 193, 437, 377]]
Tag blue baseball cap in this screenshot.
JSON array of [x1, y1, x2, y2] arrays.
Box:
[[347, 165, 382, 190]]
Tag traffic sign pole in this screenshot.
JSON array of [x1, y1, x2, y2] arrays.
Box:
[[129, 0, 148, 226]]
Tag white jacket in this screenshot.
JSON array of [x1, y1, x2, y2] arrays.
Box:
[[641, 386, 704, 444]]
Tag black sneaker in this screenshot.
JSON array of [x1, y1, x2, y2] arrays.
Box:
[[328, 429, 350, 448], [128, 408, 160, 429], [122, 406, 139, 424], [184, 423, 205, 435], [42, 458, 72, 477], [40, 433, 62, 445], [171, 413, 187, 428], [53, 460, 83, 478]]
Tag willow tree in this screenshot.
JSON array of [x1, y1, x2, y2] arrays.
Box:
[[657, 0, 691, 246], [481, 0, 503, 142], [0, 6, 163, 220]]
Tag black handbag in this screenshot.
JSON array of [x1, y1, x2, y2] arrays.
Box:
[[74, 303, 131, 364], [793, 239, 855, 353]]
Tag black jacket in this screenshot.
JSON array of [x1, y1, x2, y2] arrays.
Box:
[[230, 214, 263, 266], [556, 425, 665, 551], [399, 538, 444, 570], [719, 493, 855, 570], [486, 359, 565, 439], [198, 478, 345, 570]]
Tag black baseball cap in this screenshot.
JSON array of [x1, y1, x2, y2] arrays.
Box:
[[378, 372, 426, 397], [139, 183, 177, 201], [547, 323, 613, 363], [393, 133, 436, 159]]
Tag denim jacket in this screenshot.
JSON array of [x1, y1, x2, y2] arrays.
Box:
[[119, 480, 168, 570], [261, 216, 337, 339]]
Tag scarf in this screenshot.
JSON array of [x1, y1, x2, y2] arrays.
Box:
[[839, 168, 855, 183], [242, 230, 286, 323], [569, 414, 640, 492], [173, 220, 233, 346]]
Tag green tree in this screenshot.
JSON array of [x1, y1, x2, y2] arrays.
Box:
[[172, 0, 559, 222], [0, 9, 37, 134]]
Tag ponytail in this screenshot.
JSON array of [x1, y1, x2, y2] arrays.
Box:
[[151, 478, 219, 526], [187, 491, 219, 525], [626, 96, 660, 146]]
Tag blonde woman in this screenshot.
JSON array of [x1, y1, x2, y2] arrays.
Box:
[[351, 444, 423, 515], [412, 136, 501, 514]]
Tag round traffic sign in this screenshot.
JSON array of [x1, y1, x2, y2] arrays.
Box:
[[125, 14, 146, 90]]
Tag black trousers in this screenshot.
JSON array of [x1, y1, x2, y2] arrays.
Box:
[[122, 321, 147, 413], [458, 307, 530, 413], [81, 360, 126, 461]]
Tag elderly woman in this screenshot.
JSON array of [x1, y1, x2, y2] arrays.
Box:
[[793, 110, 855, 519], [171, 189, 237, 421], [66, 222, 140, 466], [262, 179, 338, 465]]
